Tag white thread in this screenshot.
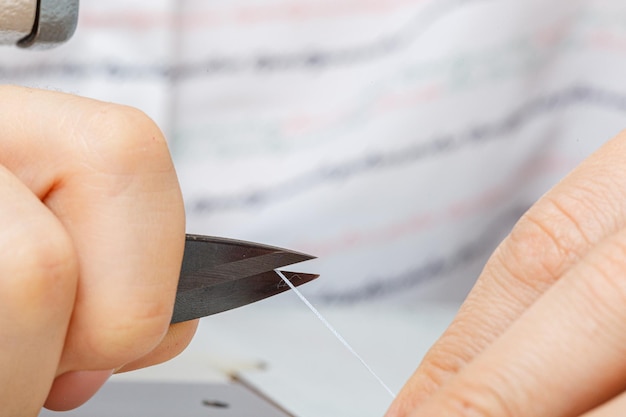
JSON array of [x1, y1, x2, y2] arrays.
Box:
[[276, 270, 396, 399]]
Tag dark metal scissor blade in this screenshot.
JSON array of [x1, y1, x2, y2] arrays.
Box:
[[180, 235, 314, 283], [172, 235, 317, 323], [178, 252, 316, 291], [171, 271, 319, 323]]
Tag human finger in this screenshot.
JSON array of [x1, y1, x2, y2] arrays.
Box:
[[44, 321, 198, 411], [44, 320, 198, 411], [581, 390, 626, 417], [45, 100, 186, 373], [0, 164, 77, 417], [0, 86, 185, 371], [386, 131, 626, 416], [43, 370, 114, 412], [0, 86, 188, 409], [114, 319, 199, 373], [407, 226, 626, 417]]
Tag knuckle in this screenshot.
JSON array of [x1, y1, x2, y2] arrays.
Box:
[[82, 302, 172, 365], [442, 381, 515, 417], [499, 195, 589, 289], [0, 226, 77, 313], [421, 343, 470, 389], [79, 103, 172, 175]]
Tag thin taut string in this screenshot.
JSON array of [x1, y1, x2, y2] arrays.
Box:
[[275, 270, 396, 399]]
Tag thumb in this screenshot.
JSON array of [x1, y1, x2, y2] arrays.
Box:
[[44, 370, 113, 411]]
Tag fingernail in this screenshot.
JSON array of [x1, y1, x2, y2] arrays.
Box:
[[44, 369, 114, 411]]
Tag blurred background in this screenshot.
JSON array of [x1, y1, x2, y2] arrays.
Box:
[[8, 0, 626, 415]]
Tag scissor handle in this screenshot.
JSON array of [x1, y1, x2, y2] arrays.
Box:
[[17, 0, 79, 49]]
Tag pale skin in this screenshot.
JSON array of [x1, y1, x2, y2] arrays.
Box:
[[385, 127, 626, 415], [5, 84, 626, 417], [0, 85, 197, 416]]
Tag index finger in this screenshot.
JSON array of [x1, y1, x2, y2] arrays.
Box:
[[0, 86, 186, 372], [408, 223, 626, 417], [387, 130, 626, 416]]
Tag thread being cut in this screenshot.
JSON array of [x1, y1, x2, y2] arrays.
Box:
[[275, 270, 396, 399]]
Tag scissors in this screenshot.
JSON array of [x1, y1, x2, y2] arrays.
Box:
[[0, 0, 79, 49], [171, 234, 318, 324]]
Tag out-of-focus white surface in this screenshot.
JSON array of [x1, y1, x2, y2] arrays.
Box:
[[115, 301, 458, 417], [7, 1, 626, 413], [4, 0, 626, 308]]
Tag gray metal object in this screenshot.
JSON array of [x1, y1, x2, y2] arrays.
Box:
[[0, 0, 79, 48], [17, 0, 79, 49], [172, 234, 317, 323], [0, 0, 37, 45], [38, 381, 293, 417]]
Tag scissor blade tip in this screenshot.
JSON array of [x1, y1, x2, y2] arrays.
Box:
[[276, 271, 319, 285], [282, 250, 316, 262], [300, 253, 317, 262]]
